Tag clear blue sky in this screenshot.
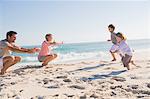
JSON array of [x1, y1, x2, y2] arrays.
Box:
[[0, 0, 149, 46]]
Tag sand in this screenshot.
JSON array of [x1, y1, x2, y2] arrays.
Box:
[[0, 49, 150, 99]]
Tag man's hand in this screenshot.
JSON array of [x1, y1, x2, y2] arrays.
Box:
[[27, 48, 40, 53], [34, 48, 41, 52], [107, 39, 111, 42]]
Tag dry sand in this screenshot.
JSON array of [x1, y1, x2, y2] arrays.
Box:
[[0, 50, 150, 99]]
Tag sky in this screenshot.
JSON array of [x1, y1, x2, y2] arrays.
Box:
[[0, 0, 149, 46]]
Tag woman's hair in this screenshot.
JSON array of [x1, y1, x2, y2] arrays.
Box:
[[116, 32, 126, 40], [45, 34, 52, 41]]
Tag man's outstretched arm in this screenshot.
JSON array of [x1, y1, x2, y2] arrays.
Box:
[[7, 45, 37, 53]]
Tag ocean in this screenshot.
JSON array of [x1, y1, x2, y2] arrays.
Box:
[[12, 39, 150, 65]]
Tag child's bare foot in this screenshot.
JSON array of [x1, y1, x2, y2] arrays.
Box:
[[42, 63, 48, 66], [126, 65, 130, 70], [131, 61, 136, 66]]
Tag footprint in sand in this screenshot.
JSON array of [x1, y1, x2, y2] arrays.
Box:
[[103, 67, 117, 70], [127, 85, 139, 89], [81, 62, 89, 65], [79, 94, 86, 99], [125, 87, 150, 96], [63, 79, 72, 82], [0, 87, 2, 92], [80, 77, 90, 82], [53, 94, 59, 97], [31, 96, 45, 99], [19, 90, 23, 93], [90, 93, 99, 98], [46, 84, 60, 89], [130, 76, 139, 79], [64, 94, 74, 98], [56, 75, 67, 79], [146, 66, 150, 68], [110, 91, 117, 96], [0, 83, 6, 87], [111, 76, 126, 82], [110, 85, 122, 89], [136, 95, 145, 98], [4, 77, 11, 80], [69, 85, 85, 90], [43, 78, 50, 84], [13, 69, 25, 75], [10, 82, 16, 85], [55, 68, 63, 71], [147, 83, 150, 88]]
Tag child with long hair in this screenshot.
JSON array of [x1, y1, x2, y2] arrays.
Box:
[[115, 32, 135, 70]]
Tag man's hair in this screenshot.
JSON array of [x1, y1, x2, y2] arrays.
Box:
[[108, 24, 115, 30], [45, 34, 52, 41], [6, 31, 17, 39]]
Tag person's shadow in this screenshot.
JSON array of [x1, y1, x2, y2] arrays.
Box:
[[12, 65, 43, 75], [72, 64, 105, 72], [69, 62, 117, 73], [85, 70, 127, 81]]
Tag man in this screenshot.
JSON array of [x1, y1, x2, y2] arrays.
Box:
[[0, 31, 39, 75], [107, 24, 118, 61]]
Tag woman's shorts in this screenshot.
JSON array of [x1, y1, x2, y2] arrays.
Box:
[[121, 54, 132, 67]]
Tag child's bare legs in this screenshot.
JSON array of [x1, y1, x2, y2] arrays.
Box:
[[42, 54, 57, 66], [122, 54, 132, 70], [126, 60, 136, 70], [123, 61, 130, 70]]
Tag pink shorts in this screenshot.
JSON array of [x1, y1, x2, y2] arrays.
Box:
[[38, 56, 46, 62]]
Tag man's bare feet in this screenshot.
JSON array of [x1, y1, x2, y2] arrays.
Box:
[[111, 59, 116, 61], [0, 71, 5, 75]]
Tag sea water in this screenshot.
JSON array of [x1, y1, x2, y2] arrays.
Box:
[[12, 39, 150, 66]]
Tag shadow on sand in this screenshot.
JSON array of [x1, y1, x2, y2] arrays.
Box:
[[12, 65, 43, 75], [86, 70, 127, 80], [70, 62, 117, 73]]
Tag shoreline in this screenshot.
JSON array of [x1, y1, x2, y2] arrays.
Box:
[[12, 48, 150, 70]]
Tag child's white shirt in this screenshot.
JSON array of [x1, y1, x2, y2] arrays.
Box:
[[117, 40, 132, 56]]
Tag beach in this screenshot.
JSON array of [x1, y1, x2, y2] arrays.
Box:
[[0, 48, 150, 99], [1, 0, 149, 98]]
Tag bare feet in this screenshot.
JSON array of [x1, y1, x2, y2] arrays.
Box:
[[111, 59, 116, 61], [126, 65, 130, 70], [42, 63, 48, 66], [131, 60, 136, 66], [0, 71, 5, 75]]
